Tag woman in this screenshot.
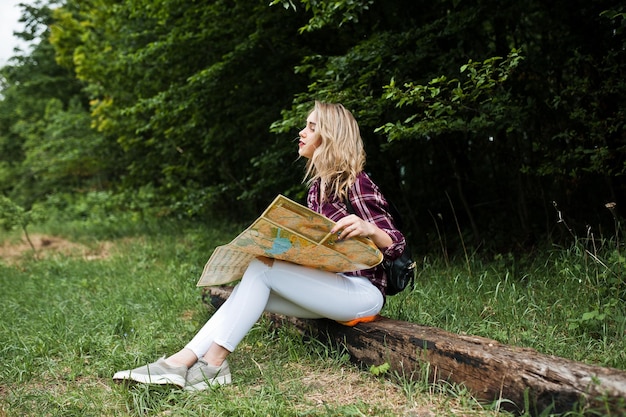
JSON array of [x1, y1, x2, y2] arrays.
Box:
[[113, 101, 406, 391]]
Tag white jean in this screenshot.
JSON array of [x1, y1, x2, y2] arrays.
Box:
[[185, 258, 384, 356]]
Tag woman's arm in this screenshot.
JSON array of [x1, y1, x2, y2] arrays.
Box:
[[330, 172, 405, 257]]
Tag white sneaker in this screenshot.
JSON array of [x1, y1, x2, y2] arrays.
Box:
[[184, 359, 232, 391], [113, 357, 187, 388]]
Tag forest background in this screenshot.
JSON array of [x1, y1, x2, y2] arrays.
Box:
[[1, 0, 625, 256]]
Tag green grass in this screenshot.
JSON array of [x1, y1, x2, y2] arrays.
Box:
[[0, 221, 496, 416], [385, 247, 626, 370], [1, 219, 624, 416]]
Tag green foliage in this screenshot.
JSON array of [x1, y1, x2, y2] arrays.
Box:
[[270, 0, 375, 32], [45, 0, 310, 220], [0, 196, 45, 232], [369, 362, 390, 376], [2, 0, 626, 250], [0, 2, 96, 206], [550, 202, 626, 340], [19, 98, 111, 198], [0, 196, 45, 253], [378, 49, 524, 140]]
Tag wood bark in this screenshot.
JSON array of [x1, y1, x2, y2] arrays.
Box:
[[205, 286, 626, 416]]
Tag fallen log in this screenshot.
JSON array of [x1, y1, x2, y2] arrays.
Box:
[[205, 286, 626, 416]]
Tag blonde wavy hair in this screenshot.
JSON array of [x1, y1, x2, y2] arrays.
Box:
[[304, 101, 366, 201]]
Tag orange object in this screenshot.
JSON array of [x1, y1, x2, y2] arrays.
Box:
[[337, 314, 380, 327]]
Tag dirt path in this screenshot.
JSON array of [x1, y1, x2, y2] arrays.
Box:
[[0, 233, 112, 264]]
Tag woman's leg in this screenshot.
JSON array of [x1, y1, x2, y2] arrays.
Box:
[[183, 258, 274, 359], [261, 260, 383, 321], [183, 259, 383, 363], [114, 257, 383, 387]]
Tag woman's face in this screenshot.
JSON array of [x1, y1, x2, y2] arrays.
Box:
[[298, 111, 322, 159]]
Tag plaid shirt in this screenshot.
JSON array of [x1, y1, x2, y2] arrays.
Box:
[[307, 172, 406, 296]]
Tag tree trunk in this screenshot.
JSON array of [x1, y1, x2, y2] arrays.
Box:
[[205, 286, 626, 416]]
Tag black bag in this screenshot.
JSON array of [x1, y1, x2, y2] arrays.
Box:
[[381, 245, 416, 295], [344, 196, 416, 295]]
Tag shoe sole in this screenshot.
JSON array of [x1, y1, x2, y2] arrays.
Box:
[[184, 374, 232, 391], [113, 371, 186, 388]]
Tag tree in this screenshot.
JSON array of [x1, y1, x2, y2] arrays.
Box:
[[50, 0, 313, 219], [3, 0, 625, 251], [0, 1, 96, 206], [272, 0, 626, 250], [0, 196, 45, 255]]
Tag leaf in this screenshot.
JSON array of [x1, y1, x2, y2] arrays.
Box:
[[369, 362, 390, 376]]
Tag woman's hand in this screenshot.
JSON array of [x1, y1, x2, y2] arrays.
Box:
[[332, 215, 394, 249], [332, 214, 376, 241]]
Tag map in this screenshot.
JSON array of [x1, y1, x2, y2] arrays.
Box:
[[196, 195, 384, 286]]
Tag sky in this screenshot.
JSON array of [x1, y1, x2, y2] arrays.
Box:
[[0, 0, 35, 67]]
